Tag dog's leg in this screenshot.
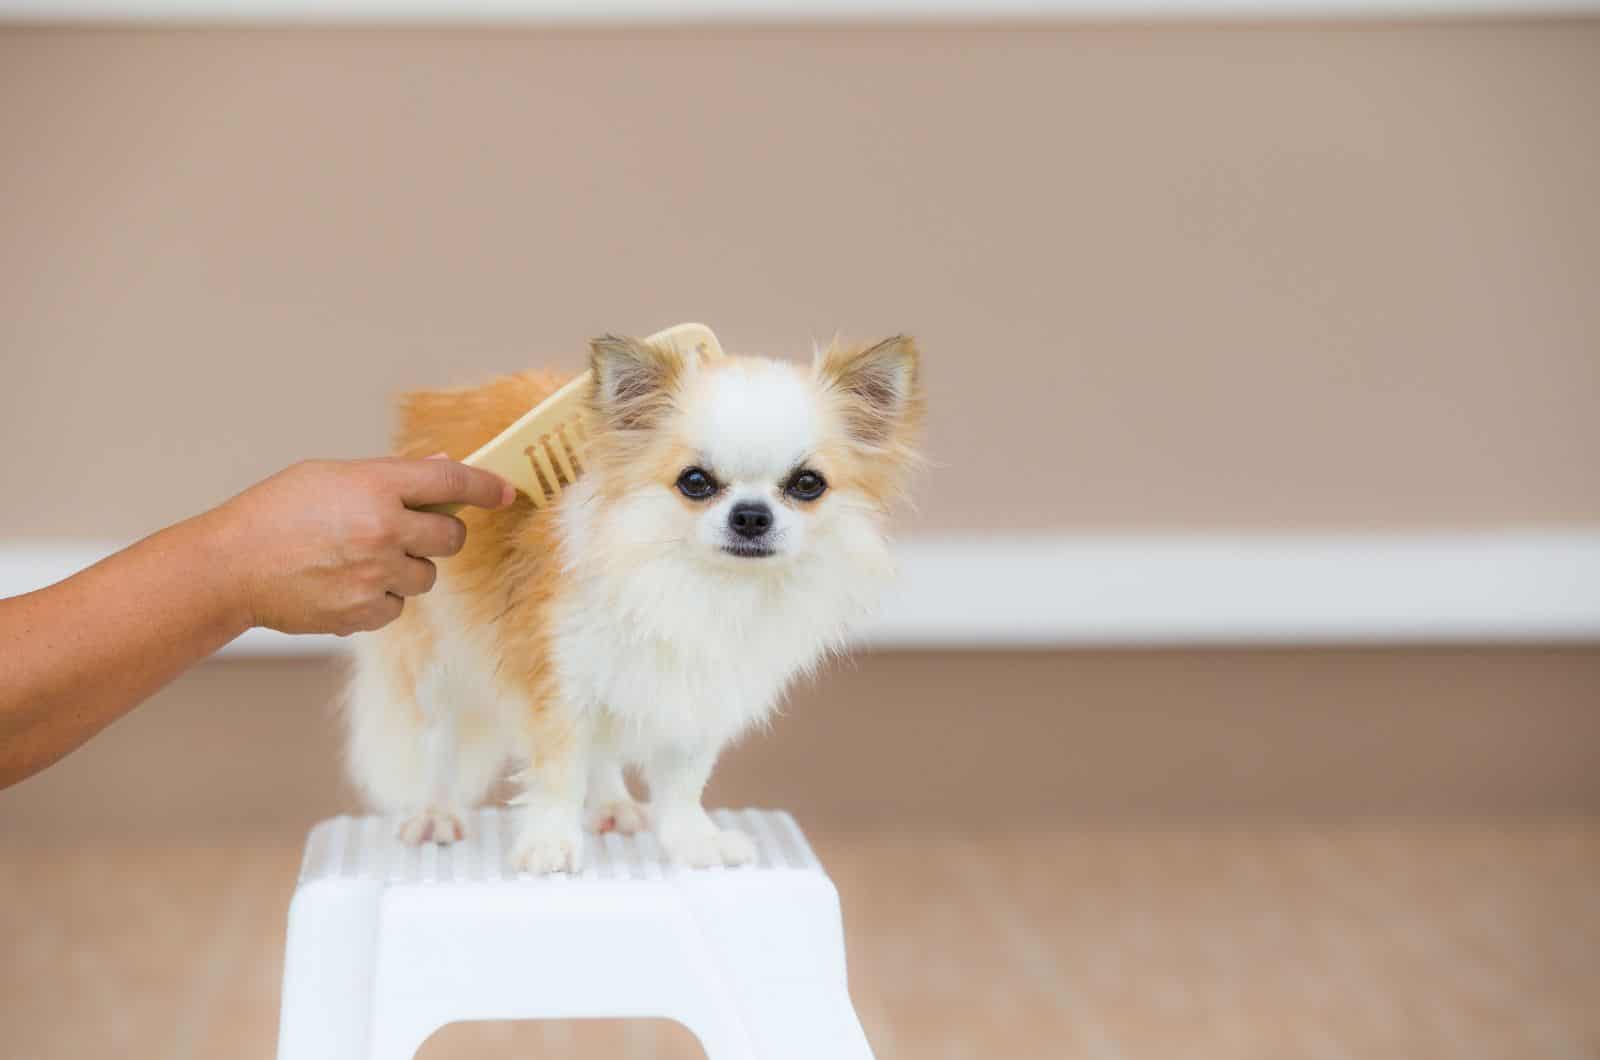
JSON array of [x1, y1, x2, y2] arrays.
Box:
[[508, 705, 589, 874], [447, 707, 507, 818], [347, 634, 472, 845], [393, 660, 481, 845], [394, 733, 463, 843], [645, 747, 756, 868], [584, 751, 647, 835]]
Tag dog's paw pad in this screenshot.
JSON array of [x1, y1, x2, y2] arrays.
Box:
[[586, 800, 648, 836], [511, 828, 584, 875], [397, 811, 465, 846], [665, 827, 757, 869]]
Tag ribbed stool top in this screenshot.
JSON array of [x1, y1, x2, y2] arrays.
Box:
[[298, 808, 821, 886]]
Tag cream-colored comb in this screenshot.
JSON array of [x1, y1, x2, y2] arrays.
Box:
[[421, 322, 726, 516]]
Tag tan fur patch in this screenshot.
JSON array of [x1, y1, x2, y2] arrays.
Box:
[[396, 369, 572, 742], [396, 369, 573, 461]]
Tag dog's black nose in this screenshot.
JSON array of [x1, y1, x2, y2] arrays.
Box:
[[728, 501, 774, 539]]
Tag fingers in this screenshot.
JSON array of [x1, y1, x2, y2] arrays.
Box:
[[373, 594, 406, 630], [343, 593, 405, 636], [389, 557, 438, 598], [396, 511, 468, 558], [347, 559, 432, 636], [383, 457, 515, 511]]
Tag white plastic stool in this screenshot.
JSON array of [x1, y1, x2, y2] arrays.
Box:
[[275, 808, 875, 1060]]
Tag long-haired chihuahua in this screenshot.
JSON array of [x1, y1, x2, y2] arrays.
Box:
[[344, 332, 923, 872]]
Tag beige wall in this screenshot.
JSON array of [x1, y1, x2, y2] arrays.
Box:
[[2, 24, 1597, 840], [2, 22, 1598, 541]]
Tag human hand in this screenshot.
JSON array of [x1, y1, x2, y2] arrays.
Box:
[[202, 457, 514, 636]]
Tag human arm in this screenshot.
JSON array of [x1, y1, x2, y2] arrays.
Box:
[[0, 457, 512, 789]]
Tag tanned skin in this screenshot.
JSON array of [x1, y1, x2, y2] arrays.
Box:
[[0, 456, 514, 790]]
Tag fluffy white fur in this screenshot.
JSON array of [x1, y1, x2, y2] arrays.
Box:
[[344, 335, 920, 872]]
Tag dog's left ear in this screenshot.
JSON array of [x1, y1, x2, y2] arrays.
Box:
[[588, 334, 687, 431], [816, 335, 923, 447]]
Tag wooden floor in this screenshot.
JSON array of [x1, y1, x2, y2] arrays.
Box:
[[4, 823, 1597, 1060]]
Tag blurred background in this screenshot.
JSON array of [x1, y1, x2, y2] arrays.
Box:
[[1, 4, 1598, 1058]]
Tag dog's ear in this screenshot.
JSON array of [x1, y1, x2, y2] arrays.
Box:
[[588, 334, 686, 431], [816, 335, 923, 448]]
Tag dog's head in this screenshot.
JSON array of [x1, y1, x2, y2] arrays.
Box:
[[577, 332, 923, 574]]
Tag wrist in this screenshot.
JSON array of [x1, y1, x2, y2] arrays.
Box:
[[179, 503, 259, 640]]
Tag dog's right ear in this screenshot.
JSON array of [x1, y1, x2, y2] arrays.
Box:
[[816, 335, 923, 449], [588, 334, 685, 431]]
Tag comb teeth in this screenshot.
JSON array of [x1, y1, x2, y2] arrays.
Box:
[[523, 419, 589, 509]]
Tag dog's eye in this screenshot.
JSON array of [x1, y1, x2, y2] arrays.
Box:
[[676, 467, 719, 500], [785, 469, 828, 502]]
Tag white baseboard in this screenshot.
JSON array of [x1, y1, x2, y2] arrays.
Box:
[[864, 532, 1600, 648], [3, 532, 1598, 657]]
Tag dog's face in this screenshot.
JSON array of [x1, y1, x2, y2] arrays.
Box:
[[581, 333, 922, 574]]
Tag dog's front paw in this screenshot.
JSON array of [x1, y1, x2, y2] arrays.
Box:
[[586, 800, 648, 836], [511, 820, 584, 875], [397, 810, 465, 846], [662, 826, 757, 869]]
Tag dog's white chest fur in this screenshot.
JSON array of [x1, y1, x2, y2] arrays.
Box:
[[552, 478, 888, 757]]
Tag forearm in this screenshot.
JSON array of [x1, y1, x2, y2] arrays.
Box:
[[0, 456, 509, 790], [0, 511, 251, 789]]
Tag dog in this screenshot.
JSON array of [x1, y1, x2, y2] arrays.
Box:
[[344, 331, 923, 872]]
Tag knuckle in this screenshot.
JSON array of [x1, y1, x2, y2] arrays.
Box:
[[348, 562, 385, 598], [351, 469, 391, 504], [350, 511, 393, 549], [438, 463, 469, 498]]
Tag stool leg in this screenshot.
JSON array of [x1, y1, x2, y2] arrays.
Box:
[[275, 881, 384, 1060], [717, 991, 875, 1060], [676, 875, 877, 1060]]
